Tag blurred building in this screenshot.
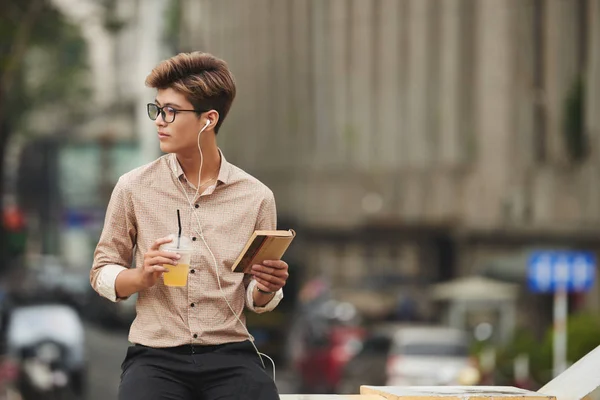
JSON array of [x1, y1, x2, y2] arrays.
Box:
[[17, 0, 600, 340], [18, 0, 174, 267], [175, 0, 600, 333]]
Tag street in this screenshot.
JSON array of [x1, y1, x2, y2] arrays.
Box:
[[84, 323, 296, 399], [85, 323, 129, 400]]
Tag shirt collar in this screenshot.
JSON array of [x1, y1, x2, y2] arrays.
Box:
[[170, 148, 231, 185]]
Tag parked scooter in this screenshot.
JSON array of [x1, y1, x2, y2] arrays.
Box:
[[4, 304, 87, 399]]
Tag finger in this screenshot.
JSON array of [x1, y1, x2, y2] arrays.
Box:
[[251, 265, 272, 274], [149, 265, 169, 273], [157, 250, 181, 260], [254, 273, 285, 287], [262, 260, 287, 269], [147, 250, 181, 261], [147, 256, 179, 267], [251, 264, 288, 277], [150, 236, 173, 251], [255, 278, 280, 292]]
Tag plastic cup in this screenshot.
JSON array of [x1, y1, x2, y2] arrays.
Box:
[[159, 234, 192, 287]]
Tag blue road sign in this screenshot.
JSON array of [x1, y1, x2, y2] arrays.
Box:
[[528, 251, 596, 293]]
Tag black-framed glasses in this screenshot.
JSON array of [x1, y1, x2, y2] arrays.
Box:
[[147, 103, 199, 123]]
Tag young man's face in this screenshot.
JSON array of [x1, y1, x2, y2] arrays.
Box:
[[153, 88, 206, 155]]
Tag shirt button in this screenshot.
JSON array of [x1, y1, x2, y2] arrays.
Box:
[[192, 237, 197, 241], [190, 303, 195, 307], [193, 334, 198, 339], [194, 204, 199, 208], [190, 269, 195, 274]]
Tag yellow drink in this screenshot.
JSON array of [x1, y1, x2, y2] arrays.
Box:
[[163, 263, 189, 286], [161, 246, 192, 287]]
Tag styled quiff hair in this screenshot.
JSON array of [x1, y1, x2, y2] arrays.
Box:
[[145, 52, 236, 133]]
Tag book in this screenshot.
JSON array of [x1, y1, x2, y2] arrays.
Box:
[[231, 229, 296, 273]]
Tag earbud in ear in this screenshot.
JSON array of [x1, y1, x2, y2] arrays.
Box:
[[198, 119, 211, 135]]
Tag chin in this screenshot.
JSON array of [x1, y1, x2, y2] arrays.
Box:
[[159, 143, 176, 154]]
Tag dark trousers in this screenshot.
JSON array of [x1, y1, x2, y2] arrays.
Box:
[[118, 340, 279, 400]]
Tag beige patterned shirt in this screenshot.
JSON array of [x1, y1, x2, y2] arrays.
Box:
[[90, 151, 283, 347]]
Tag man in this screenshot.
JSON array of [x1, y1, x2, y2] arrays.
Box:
[[90, 52, 289, 400]]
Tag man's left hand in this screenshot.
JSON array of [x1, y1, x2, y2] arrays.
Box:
[[251, 260, 289, 293]]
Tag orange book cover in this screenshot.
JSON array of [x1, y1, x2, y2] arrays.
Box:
[[231, 229, 296, 273]]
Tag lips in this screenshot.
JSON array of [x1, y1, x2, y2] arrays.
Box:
[[158, 132, 170, 139]]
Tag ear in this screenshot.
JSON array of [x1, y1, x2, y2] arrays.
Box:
[[204, 110, 220, 129]]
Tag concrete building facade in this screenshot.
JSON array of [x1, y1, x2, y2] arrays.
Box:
[[174, 0, 600, 332]]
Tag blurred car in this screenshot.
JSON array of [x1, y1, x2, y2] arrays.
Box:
[[296, 324, 365, 393], [14, 254, 91, 314], [337, 324, 398, 394], [19, 254, 136, 329], [385, 325, 480, 386], [86, 291, 137, 329], [287, 298, 364, 393]]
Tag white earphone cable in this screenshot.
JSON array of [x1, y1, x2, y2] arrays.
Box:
[[170, 120, 276, 378]]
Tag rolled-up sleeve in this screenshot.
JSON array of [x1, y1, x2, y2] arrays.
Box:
[[245, 279, 284, 313], [244, 187, 283, 313], [90, 176, 137, 302]]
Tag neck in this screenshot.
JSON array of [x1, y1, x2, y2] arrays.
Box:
[[176, 133, 220, 187]]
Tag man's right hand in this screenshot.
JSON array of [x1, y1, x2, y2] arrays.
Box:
[[114, 236, 181, 299], [138, 236, 181, 289]]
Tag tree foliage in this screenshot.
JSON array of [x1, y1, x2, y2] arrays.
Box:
[[0, 0, 89, 264], [1, 0, 89, 132]]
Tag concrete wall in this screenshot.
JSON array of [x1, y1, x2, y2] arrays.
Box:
[[181, 0, 600, 235]]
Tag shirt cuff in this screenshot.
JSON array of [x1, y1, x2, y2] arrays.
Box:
[[245, 279, 283, 313], [96, 264, 128, 303]]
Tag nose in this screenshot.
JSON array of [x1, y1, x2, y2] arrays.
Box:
[[154, 112, 167, 127]]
